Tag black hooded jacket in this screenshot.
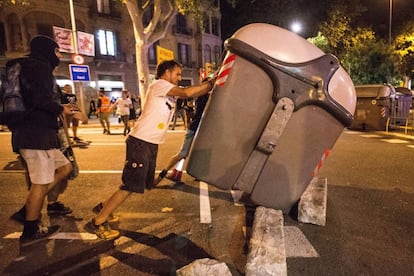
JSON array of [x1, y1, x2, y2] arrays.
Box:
[[11, 37, 63, 152]]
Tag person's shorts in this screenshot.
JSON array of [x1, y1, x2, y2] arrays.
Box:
[[120, 136, 158, 193], [65, 114, 79, 127], [178, 129, 195, 159], [19, 148, 70, 184]]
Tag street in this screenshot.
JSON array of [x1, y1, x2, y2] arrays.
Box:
[[0, 120, 414, 275]]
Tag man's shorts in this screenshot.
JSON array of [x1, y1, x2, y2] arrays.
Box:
[[65, 114, 79, 127], [121, 136, 158, 193], [19, 148, 70, 184], [178, 129, 195, 159]]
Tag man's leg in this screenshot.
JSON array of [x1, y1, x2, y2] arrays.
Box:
[[25, 183, 48, 221], [95, 189, 131, 225]]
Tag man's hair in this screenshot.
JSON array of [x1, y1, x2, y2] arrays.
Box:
[[155, 60, 182, 79]]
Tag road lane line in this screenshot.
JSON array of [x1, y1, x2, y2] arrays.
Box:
[[381, 138, 409, 144], [4, 232, 97, 240], [199, 181, 212, 224]]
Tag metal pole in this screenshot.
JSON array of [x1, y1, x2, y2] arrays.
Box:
[[69, 0, 86, 115], [389, 0, 393, 45]]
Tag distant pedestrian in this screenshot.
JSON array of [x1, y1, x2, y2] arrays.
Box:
[[97, 88, 111, 134], [61, 84, 80, 141], [114, 90, 132, 135], [85, 60, 216, 240], [88, 98, 97, 118]]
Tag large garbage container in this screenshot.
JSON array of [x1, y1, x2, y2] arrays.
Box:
[[391, 87, 412, 125], [187, 23, 356, 213], [349, 84, 394, 130]]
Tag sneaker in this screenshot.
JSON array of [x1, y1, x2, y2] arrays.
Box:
[[20, 224, 60, 247], [84, 219, 120, 240], [103, 129, 107, 134], [47, 202, 73, 216], [92, 202, 119, 223], [73, 137, 81, 142]]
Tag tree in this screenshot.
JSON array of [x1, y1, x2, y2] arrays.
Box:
[[121, 0, 232, 106], [393, 22, 414, 87]]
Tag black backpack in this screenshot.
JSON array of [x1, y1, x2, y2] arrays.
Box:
[[0, 59, 27, 127]]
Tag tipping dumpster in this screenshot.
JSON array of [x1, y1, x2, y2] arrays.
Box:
[[349, 84, 394, 131], [186, 23, 356, 213]]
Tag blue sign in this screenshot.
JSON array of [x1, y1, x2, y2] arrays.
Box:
[[69, 64, 90, 82]]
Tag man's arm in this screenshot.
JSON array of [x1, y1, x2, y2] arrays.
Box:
[[167, 78, 215, 98]]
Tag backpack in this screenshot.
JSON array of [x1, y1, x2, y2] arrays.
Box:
[[0, 60, 26, 127]]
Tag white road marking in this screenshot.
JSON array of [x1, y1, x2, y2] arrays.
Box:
[[284, 226, 319, 258], [360, 134, 382, 138], [199, 181, 212, 224], [4, 232, 97, 240], [406, 145, 414, 149], [381, 138, 409, 144]]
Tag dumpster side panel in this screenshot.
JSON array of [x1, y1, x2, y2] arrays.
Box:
[[350, 97, 389, 130], [250, 106, 344, 212], [187, 56, 275, 189]]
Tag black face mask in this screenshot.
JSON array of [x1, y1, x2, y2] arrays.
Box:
[[29, 36, 60, 69]]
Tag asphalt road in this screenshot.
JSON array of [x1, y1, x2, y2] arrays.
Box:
[[0, 121, 413, 275]]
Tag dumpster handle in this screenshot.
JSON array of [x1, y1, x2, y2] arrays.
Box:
[[234, 97, 294, 193]]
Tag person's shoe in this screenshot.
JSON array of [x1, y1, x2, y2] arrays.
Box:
[[165, 169, 183, 182], [92, 202, 119, 223], [103, 129, 107, 134], [84, 219, 120, 240], [20, 224, 60, 247], [47, 202, 73, 216], [10, 206, 26, 224], [73, 137, 81, 142], [107, 130, 111, 135]]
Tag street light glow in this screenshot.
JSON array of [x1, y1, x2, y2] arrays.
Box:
[[291, 21, 302, 33]]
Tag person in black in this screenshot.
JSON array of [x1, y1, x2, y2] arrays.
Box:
[[61, 84, 80, 141], [8, 36, 73, 247], [154, 92, 210, 185], [88, 98, 97, 118]]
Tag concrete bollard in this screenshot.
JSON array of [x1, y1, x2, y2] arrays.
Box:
[[245, 207, 287, 276], [298, 177, 328, 226]]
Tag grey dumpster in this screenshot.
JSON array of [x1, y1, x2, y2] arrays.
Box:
[[391, 87, 412, 126], [349, 84, 394, 131], [187, 23, 356, 213]]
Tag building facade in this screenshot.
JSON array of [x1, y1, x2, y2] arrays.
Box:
[[0, 0, 222, 112]]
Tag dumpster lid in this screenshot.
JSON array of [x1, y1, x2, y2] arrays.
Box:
[[355, 84, 394, 98], [395, 87, 412, 97]]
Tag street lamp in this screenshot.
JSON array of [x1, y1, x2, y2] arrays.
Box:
[[290, 21, 302, 34], [388, 0, 393, 44]]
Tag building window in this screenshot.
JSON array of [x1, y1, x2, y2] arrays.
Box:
[[148, 42, 159, 65], [203, 44, 211, 63], [178, 43, 191, 67], [214, 46, 221, 65], [97, 29, 116, 56], [176, 14, 186, 33], [97, 0, 110, 14], [203, 13, 210, 33], [211, 17, 220, 36], [37, 23, 53, 38]]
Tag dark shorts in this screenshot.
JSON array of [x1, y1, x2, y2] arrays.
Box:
[[120, 136, 158, 193]]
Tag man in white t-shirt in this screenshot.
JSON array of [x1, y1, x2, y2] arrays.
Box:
[[114, 90, 132, 135], [86, 60, 216, 240]]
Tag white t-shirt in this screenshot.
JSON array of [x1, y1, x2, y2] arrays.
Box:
[[115, 97, 132, 116], [129, 79, 176, 144]]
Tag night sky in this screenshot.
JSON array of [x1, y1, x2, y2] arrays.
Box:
[[220, 0, 412, 40]]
